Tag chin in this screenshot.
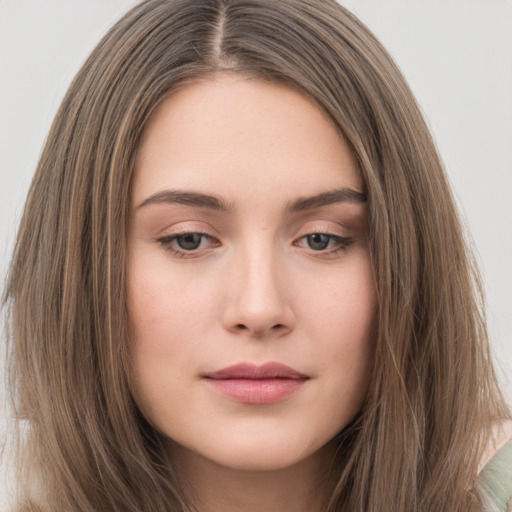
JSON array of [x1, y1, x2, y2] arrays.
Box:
[[169, 427, 336, 473]]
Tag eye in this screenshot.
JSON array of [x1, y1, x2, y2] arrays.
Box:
[[295, 233, 354, 254], [157, 232, 219, 257]]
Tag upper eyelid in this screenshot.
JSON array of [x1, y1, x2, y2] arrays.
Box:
[[293, 223, 352, 239], [156, 213, 357, 234], [157, 224, 218, 238], [296, 226, 345, 235], [157, 221, 351, 239]]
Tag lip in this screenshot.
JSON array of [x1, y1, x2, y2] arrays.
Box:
[[202, 362, 309, 405]]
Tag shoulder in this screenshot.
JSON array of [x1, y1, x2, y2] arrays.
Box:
[[478, 420, 512, 512]]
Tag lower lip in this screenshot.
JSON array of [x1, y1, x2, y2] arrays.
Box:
[[204, 378, 307, 404]]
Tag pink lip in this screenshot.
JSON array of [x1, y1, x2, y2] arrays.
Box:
[[202, 363, 309, 405]]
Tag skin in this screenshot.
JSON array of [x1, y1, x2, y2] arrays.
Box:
[[128, 75, 376, 512]]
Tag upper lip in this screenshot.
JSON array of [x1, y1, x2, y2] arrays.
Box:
[[203, 362, 309, 380]]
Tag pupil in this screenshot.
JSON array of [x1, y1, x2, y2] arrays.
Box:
[[308, 234, 329, 250], [177, 233, 202, 250]]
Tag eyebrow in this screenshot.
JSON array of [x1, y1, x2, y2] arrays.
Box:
[[137, 187, 366, 213], [285, 188, 367, 214], [138, 190, 235, 212]]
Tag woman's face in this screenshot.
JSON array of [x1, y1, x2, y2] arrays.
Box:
[[128, 76, 376, 472]]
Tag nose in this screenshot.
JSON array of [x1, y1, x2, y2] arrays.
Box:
[[221, 247, 295, 338]]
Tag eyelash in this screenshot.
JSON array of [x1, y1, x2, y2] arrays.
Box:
[[157, 232, 219, 258], [156, 231, 354, 259], [294, 233, 354, 257]]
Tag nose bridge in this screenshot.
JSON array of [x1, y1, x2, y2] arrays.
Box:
[[243, 242, 281, 307], [222, 234, 294, 337]]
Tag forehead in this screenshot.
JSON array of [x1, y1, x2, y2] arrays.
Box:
[[132, 76, 362, 208]]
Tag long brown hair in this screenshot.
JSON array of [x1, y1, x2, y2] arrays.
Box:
[[3, 0, 509, 510]]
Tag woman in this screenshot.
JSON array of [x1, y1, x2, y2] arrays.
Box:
[[3, 0, 511, 510]]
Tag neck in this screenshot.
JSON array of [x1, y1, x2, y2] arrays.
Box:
[[169, 442, 337, 512]]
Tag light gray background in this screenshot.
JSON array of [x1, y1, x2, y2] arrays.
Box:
[[1, 0, 511, 508]]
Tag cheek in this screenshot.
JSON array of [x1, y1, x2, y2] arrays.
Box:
[[302, 254, 376, 346], [126, 250, 228, 410], [300, 256, 376, 403], [128, 257, 216, 347], [127, 257, 192, 404]]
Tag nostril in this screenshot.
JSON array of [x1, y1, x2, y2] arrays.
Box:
[[233, 322, 288, 336], [235, 323, 275, 335]]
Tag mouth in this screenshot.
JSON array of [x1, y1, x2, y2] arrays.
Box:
[[202, 362, 309, 405]]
